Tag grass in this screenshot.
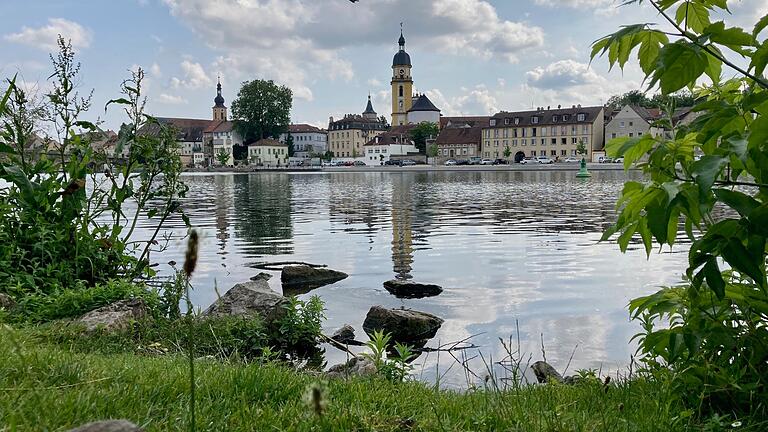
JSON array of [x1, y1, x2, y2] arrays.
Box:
[[0, 326, 688, 432]]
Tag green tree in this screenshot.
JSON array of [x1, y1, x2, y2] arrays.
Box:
[[216, 147, 230, 166], [285, 133, 295, 157], [607, 89, 696, 110], [606, 90, 651, 109], [427, 143, 438, 158], [575, 139, 586, 157], [594, 0, 768, 419], [409, 122, 439, 154], [231, 80, 292, 144], [503, 145, 511, 159], [323, 151, 334, 161]]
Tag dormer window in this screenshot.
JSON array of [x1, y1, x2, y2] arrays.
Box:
[[562, 114, 569, 122], [514, 118, 520, 125], [552, 115, 558, 122], [532, 116, 539, 124], [490, 119, 497, 126], [504, 118, 510, 125], [577, 113, 586, 122]]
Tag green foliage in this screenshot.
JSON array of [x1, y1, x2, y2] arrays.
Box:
[[285, 133, 295, 157], [231, 79, 292, 144], [503, 145, 512, 159], [272, 295, 325, 352], [576, 139, 587, 156], [0, 37, 188, 314], [607, 90, 696, 110], [594, 0, 768, 420], [427, 142, 438, 158], [215, 147, 230, 166], [362, 330, 414, 383], [408, 121, 439, 154]]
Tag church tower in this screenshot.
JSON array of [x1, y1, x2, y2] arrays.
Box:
[[391, 29, 413, 126], [212, 77, 227, 121]]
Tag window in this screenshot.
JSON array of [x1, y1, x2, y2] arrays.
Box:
[[512, 139, 518, 147], [531, 150, 537, 156], [629, 133, 634, 137], [399, 86, 403, 97], [532, 116, 539, 124], [551, 126, 556, 135], [629, 121, 634, 126], [522, 139, 527, 146], [530, 139, 536, 146], [561, 138, 567, 145], [514, 118, 520, 125], [572, 138, 578, 144], [541, 139, 545, 145], [495, 140, 499, 147], [522, 128, 527, 137], [532, 128, 537, 137], [611, 133, 617, 139], [513, 129, 518, 138], [561, 150, 567, 156], [503, 129, 509, 138], [551, 138, 557, 145], [541, 128, 547, 137], [494, 130, 499, 138], [463, 148, 468, 155], [577, 114, 585, 121], [552, 115, 558, 122], [490, 119, 497, 126], [551, 150, 557, 156], [620, 121, 625, 127], [563, 114, 569, 121], [504, 118, 510, 125], [638, 132, 643, 136]]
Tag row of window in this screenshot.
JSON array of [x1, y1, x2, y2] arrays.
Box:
[[366, 148, 389, 154], [249, 147, 286, 155], [291, 134, 326, 142], [440, 147, 475, 156], [489, 113, 587, 127], [483, 137, 590, 147], [484, 125, 590, 139], [610, 131, 644, 139], [484, 149, 578, 157]]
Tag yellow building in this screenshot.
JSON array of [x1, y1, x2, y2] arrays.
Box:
[[248, 138, 289, 166], [328, 96, 389, 159], [481, 105, 605, 162], [391, 31, 414, 126]]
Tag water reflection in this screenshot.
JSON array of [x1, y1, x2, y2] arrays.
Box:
[[134, 170, 689, 387]]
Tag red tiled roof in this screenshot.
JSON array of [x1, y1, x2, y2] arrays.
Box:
[[364, 124, 417, 146], [252, 138, 287, 147], [435, 126, 482, 146], [288, 123, 324, 133], [439, 116, 491, 129]]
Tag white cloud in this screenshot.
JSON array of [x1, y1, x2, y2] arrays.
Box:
[[4, 18, 92, 51], [170, 60, 213, 90], [526, 59, 603, 89], [157, 93, 188, 105], [426, 85, 499, 116], [150, 63, 162, 78], [367, 78, 383, 87], [160, 0, 544, 101]]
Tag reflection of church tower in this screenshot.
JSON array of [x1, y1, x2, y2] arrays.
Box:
[[214, 175, 233, 256], [391, 179, 414, 280], [391, 29, 414, 126], [212, 77, 227, 121]]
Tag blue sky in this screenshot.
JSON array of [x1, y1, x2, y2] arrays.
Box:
[[1, 0, 765, 130]]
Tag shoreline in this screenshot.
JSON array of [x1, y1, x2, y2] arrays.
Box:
[[184, 163, 634, 174]]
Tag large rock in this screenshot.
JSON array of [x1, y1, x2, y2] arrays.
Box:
[[281, 265, 347, 294], [326, 356, 377, 379], [383, 280, 443, 299], [78, 299, 148, 332], [362, 306, 444, 345], [202, 279, 288, 323], [0, 293, 15, 310], [531, 361, 565, 384], [67, 420, 142, 432]]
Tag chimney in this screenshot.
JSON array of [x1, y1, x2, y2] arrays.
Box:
[[572, 105, 576, 109], [547, 105, 550, 110], [577, 104, 582, 108], [558, 104, 561, 109]]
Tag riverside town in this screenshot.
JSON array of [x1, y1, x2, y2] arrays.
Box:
[[1, 0, 767, 431]]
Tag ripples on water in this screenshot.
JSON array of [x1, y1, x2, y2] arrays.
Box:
[[135, 170, 689, 388]]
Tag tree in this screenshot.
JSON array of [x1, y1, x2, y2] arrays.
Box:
[[409, 122, 439, 154], [323, 151, 334, 161], [607, 89, 696, 110], [427, 143, 438, 158], [503, 145, 511, 159], [575, 139, 586, 157], [231, 79, 292, 144], [285, 133, 295, 157], [594, 0, 768, 419], [216, 147, 230, 166], [606, 90, 651, 109]]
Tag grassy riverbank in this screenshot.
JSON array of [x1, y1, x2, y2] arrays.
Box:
[[1, 327, 689, 432]]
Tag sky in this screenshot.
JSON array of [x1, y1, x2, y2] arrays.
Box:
[[1, 0, 766, 131]]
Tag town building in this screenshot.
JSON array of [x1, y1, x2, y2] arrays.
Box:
[[605, 104, 697, 142], [279, 124, 327, 158], [204, 120, 239, 166], [248, 138, 289, 166], [407, 93, 441, 124], [435, 117, 489, 163], [156, 117, 209, 166], [328, 96, 389, 159], [363, 124, 419, 165], [389, 30, 441, 126], [482, 105, 605, 162]]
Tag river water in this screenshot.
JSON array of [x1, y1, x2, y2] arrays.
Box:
[[139, 170, 688, 387]]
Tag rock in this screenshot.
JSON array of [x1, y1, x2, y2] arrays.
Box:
[[202, 279, 288, 324], [362, 306, 444, 345], [67, 420, 142, 432], [531, 361, 565, 384], [383, 280, 443, 299], [330, 324, 356, 344], [0, 293, 15, 310], [326, 356, 377, 379], [250, 272, 272, 281], [78, 299, 148, 332], [281, 265, 347, 294]]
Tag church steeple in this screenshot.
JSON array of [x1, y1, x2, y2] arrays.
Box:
[[363, 94, 377, 120], [391, 26, 414, 126], [212, 76, 227, 121]]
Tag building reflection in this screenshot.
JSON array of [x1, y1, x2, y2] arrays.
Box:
[[213, 175, 234, 257], [391, 176, 414, 280], [232, 173, 293, 257]]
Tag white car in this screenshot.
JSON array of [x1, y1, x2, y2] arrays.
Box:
[[614, 157, 625, 163], [563, 157, 579, 163], [519, 158, 533, 164], [480, 158, 494, 165], [536, 156, 554, 164], [444, 159, 458, 166]]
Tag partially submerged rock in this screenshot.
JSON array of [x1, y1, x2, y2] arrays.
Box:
[[326, 356, 377, 379], [330, 324, 356, 344], [362, 306, 443, 345], [250, 272, 273, 281], [78, 299, 148, 332], [531, 361, 565, 384], [383, 280, 443, 299], [202, 279, 288, 323], [0, 293, 15, 310], [67, 420, 142, 432], [281, 265, 348, 294]]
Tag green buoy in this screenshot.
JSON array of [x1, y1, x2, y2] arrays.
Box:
[[576, 157, 592, 178]]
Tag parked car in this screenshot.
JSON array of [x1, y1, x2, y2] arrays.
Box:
[[468, 156, 482, 165], [480, 158, 494, 165], [385, 159, 402, 166], [598, 156, 613, 163], [613, 157, 624, 163], [493, 158, 509, 165], [353, 160, 366, 166], [519, 157, 533, 164], [563, 157, 579, 163], [456, 159, 470, 165], [444, 159, 458, 166], [401, 159, 417, 166], [536, 156, 554, 164]]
